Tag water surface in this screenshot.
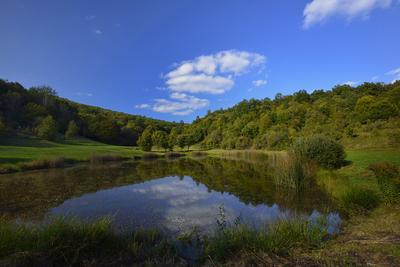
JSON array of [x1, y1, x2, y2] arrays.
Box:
[[0, 157, 340, 234]]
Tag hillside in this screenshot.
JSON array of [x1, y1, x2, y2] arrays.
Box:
[[1, 79, 400, 151], [0, 79, 177, 146], [186, 81, 400, 150]]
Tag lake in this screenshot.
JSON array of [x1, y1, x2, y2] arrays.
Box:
[[0, 157, 340, 235]]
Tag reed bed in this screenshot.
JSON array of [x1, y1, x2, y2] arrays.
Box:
[[268, 152, 317, 190], [19, 157, 65, 171], [89, 154, 128, 164]]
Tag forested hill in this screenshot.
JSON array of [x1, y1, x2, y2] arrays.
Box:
[[0, 79, 177, 145], [187, 81, 400, 150], [1, 78, 399, 150]]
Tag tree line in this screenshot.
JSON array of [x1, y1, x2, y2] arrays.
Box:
[[0, 79, 177, 145], [1, 78, 399, 151], [137, 81, 400, 151]]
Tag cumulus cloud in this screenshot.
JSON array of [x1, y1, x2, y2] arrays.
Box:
[[303, 0, 393, 29], [139, 50, 266, 115], [252, 79, 267, 87], [165, 50, 266, 95], [386, 67, 400, 83], [153, 93, 209, 115]]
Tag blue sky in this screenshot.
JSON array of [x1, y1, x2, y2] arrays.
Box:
[[1, 0, 399, 122]]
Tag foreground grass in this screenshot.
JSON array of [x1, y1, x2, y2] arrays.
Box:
[[0, 217, 179, 266], [0, 216, 330, 267]]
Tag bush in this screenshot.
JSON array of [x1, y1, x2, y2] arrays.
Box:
[[65, 120, 79, 138], [36, 115, 58, 141], [341, 187, 380, 213], [292, 135, 345, 169]]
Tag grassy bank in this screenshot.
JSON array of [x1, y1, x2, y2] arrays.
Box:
[[0, 137, 169, 173], [0, 215, 330, 267]]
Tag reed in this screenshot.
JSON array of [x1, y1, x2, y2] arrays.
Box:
[[19, 157, 65, 171], [89, 153, 128, 164]]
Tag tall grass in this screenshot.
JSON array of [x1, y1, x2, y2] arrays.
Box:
[[89, 153, 128, 164], [19, 157, 66, 171], [204, 217, 328, 262], [269, 152, 317, 190], [218, 150, 269, 162], [0, 217, 178, 266]]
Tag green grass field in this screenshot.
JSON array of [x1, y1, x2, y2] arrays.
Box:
[[0, 136, 144, 170]]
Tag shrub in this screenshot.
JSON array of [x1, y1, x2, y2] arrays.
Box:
[[341, 187, 380, 213], [65, 120, 79, 138], [292, 135, 345, 169], [36, 115, 58, 141]]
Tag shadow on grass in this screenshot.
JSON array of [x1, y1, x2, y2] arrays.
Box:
[[0, 137, 56, 148], [0, 157, 30, 164]]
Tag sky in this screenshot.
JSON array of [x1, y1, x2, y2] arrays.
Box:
[[1, 0, 399, 122]]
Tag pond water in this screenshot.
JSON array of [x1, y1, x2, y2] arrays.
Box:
[[0, 157, 340, 235]]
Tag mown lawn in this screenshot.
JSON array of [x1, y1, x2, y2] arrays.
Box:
[[0, 136, 143, 167]]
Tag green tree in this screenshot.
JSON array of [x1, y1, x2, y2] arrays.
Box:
[[177, 134, 188, 151], [36, 115, 58, 141], [152, 130, 169, 151], [65, 120, 79, 138], [137, 126, 154, 151]]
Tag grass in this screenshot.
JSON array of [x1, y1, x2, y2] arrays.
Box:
[[0, 136, 156, 173], [205, 217, 329, 262], [0, 217, 178, 266], [0, 215, 330, 266]]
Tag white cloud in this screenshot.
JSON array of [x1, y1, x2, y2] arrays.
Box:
[[153, 93, 209, 115], [167, 74, 234, 94], [342, 81, 359, 86], [165, 50, 266, 95], [93, 29, 102, 35], [144, 50, 266, 115], [252, 79, 267, 87], [386, 67, 400, 83], [303, 0, 393, 29], [135, 104, 150, 109]]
